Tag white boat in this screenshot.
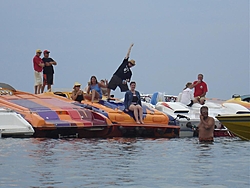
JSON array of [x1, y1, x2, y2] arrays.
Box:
[[141, 92, 250, 137], [0, 107, 34, 137]]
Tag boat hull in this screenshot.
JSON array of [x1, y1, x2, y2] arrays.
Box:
[[155, 101, 236, 138], [33, 125, 114, 138], [216, 114, 250, 140], [0, 84, 113, 138], [46, 91, 180, 138], [0, 108, 34, 137]]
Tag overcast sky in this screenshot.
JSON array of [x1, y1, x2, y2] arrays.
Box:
[[0, 0, 249, 99]]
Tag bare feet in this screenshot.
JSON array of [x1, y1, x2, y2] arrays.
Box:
[[136, 121, 140, 124], [140, 120, 144, 124]]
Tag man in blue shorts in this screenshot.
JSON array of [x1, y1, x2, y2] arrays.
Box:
[[107, 43, 136, 99]]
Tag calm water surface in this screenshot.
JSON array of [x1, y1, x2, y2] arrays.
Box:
[[0, 137, 249, 188]]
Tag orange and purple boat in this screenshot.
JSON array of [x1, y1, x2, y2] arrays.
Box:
[[44, 90, 180, 138], [0, 83, 179, 138], [0, 83, 113, 138]]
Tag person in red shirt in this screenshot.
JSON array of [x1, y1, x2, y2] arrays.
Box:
[[193, 74, 208, 105], [33, 49, 44, 94]]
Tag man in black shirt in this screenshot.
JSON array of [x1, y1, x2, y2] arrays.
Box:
[[107, 43, 135, 99], [41, 50, 57, 93]]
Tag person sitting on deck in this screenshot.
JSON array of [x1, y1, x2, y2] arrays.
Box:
[[124, 81, 144, 124], [71, 82, 85, 103], [100, 79, 109, 97], [179, 82, 194, 107], [193, 74, 208, 105], [85, 76, 108, 103]]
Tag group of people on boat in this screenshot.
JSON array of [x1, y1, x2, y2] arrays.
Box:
[[69, 43, 144, 124], [33, 49, 57, 94], [33, 43, 214, 141], [71, 76, 108, 103], [177, 73, 208, 107]]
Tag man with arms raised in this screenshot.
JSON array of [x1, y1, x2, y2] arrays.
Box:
[[107, 43, 136, 99], [198, 106, 215, 142]]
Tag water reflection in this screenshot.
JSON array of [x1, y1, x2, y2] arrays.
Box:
[[0, 137, 249, 187]]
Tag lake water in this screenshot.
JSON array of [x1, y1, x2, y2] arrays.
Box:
[[0, 137, 249, 188]]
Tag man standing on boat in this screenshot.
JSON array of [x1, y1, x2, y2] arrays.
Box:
[[193, 74, 208, 105], [198, 106, 215, 142], [41, 50, 57, 93], [33, 49, 44, 94], [107, 43, 136, 99]]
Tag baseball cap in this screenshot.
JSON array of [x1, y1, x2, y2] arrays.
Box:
[[43, 50, 50, 54], [36, 49, 42, 53]]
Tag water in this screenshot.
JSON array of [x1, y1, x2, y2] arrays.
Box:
[[0, 137, 249, 188]]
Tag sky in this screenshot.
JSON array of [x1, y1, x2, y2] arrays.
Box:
[[0, 0, 249, 100]]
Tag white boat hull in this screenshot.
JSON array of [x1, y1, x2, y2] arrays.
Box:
[[142, 93, 250, 137], [0, 108, 34, 137], [152, 101, 250, 137]]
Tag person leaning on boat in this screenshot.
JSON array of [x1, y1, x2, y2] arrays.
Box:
[[85, 76, 108, 103], [124, 81, 144, 124], [193, 74, 208, 105], [71, 82, 85, 103], [33, 49, 44, 94], [107, 43, 136, 99], [197, 106, 215, 142]]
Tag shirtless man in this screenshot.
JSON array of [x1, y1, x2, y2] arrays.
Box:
[[197, 106, 215, 142]]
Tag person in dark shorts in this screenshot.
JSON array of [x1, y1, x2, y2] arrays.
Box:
[[107, 43, 135, 99], [41, 50, 57, 93]]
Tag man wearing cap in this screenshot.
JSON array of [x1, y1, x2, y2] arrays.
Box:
[[41, 50, 57, 93], [107, 43, 136, 99], [33, 49, 44, 94]]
